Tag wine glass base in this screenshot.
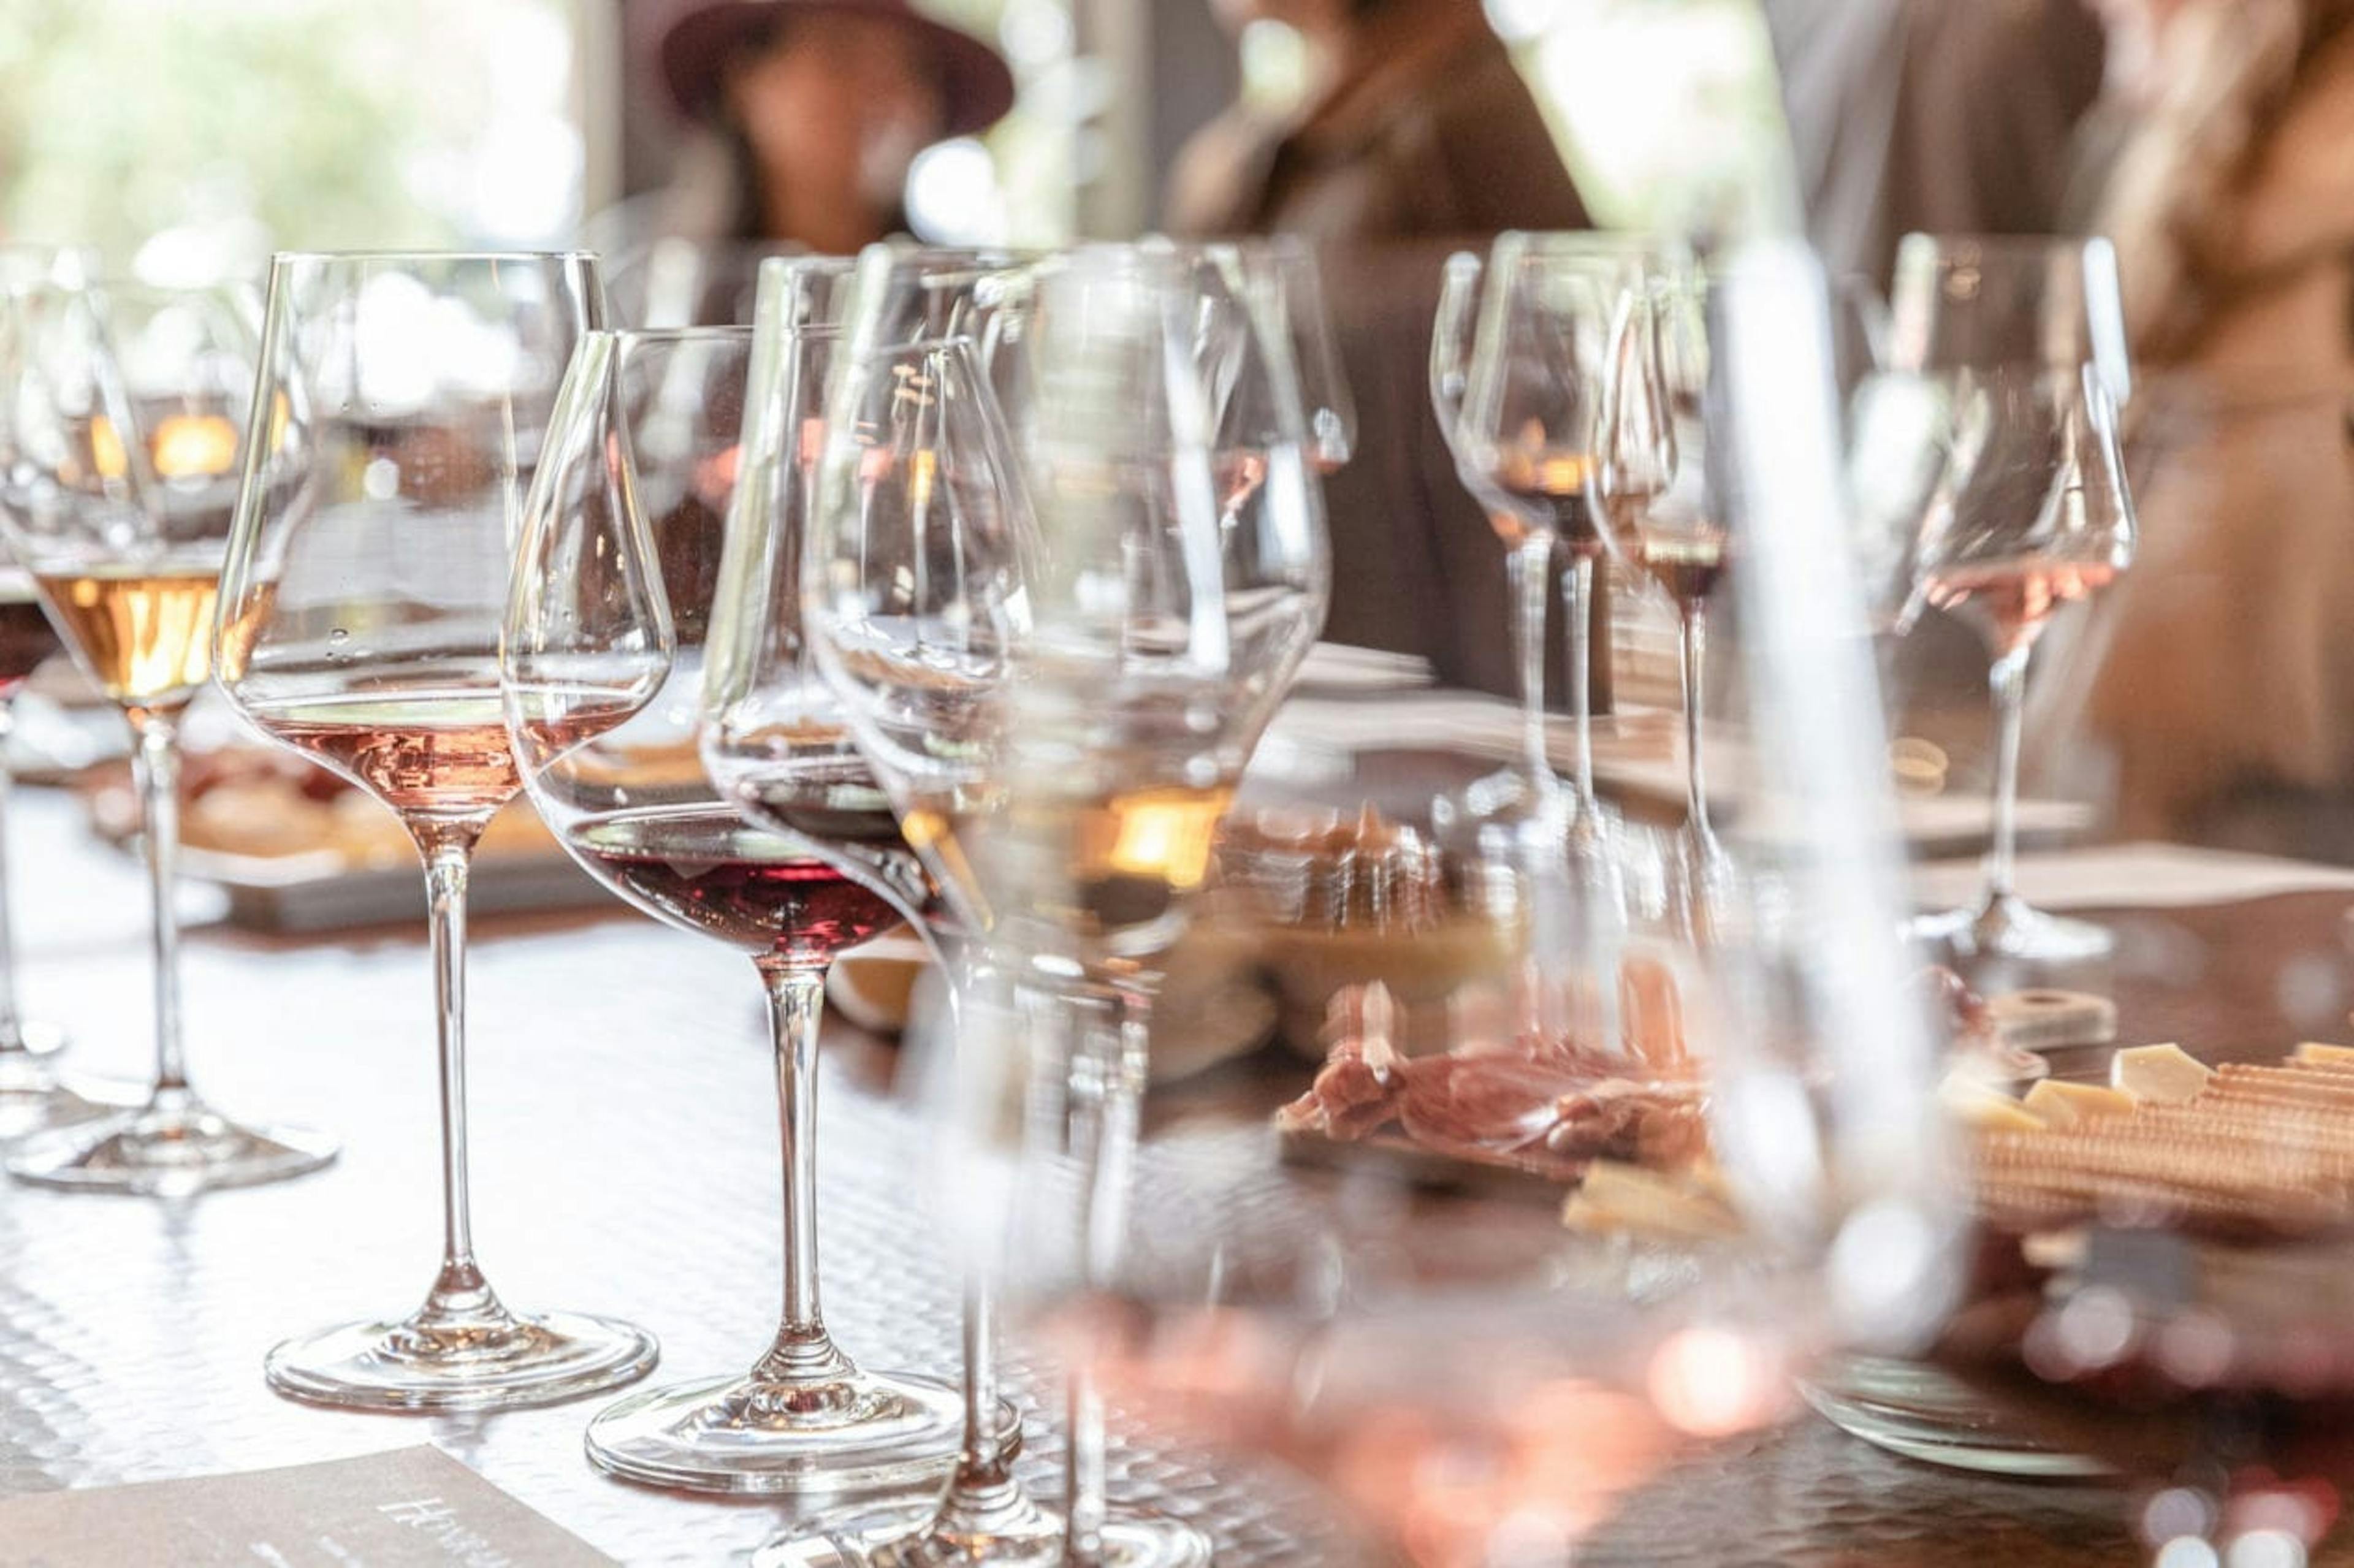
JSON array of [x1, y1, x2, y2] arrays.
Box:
[[1910, 894, 2114, 967], [0, 1019, 69, 1057], [6, 1100, 338, 1195], [0, 1057, 125, 1141], [764, 1501, 1213, 1568], [585, 1366, 987, 1496], [1801, 1355, 2111, 1479], [266, 1310, 658, 1412]]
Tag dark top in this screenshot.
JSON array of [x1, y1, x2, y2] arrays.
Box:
[[1165, 21, 1591, 242], [1765, 0, 2107, 291]]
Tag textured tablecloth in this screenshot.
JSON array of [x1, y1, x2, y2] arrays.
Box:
[[5, 789, 2354, 1566]]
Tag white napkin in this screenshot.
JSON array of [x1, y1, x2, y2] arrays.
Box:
[[1912, 842, 2354, 911]]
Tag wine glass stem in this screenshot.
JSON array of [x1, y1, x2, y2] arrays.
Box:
[[420, 832, 501, 1325], [1062, 988, 1148, 1568], [1509, 535, 1554, 786], [1984, 645, 2031, 908], [1678, 600, 1713, 845], [934, 1270, 1030, 1526], [1565, 552, 1600, 815], [130, 712, 189, 1103], [0, 698, 27, 1055], [752, 956, 851, 1382]]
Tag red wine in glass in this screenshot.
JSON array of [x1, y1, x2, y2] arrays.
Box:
[[565, 804, 902, 964], [0, 583, 60, 699]]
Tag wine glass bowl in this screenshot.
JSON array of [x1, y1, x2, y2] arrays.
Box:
[[0, 276, 335, 1192], [216, 251, 654, 1409]]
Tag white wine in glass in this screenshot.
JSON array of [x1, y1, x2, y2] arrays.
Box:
[[0, 278, 336, 1193]]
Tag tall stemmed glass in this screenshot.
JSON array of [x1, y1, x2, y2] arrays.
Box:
[[0, 246, 96, 1132], [1438, 237, 1647, 839], [1887, 236, 2136, 965], [1431, 232, 1676, 828], [1601, 269, 1728, 863], [710, 251, 1068, 1566], [0, 279, 337, 1190], [1222, 237, 1354, 473], [1171, 241, 1335, 738], [978, 244, 1324, 1568], [507, 321, 967, 1491], [216, 252, 657, 1409], [0, 547, 86, 1136]]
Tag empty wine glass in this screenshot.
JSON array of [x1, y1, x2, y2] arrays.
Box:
[[0, 278, 335, 1190], [966, 242, 1326, 1568], [1886, 235, 2137, 966], [0, 541, 91, 1136], [1202, 237, 1353, 473], [0, 240, 95, 1130], [1435, 234, 1659, 843], [216, 251, 656, 1409], [507, 319, 970, 1493], [1167, 240, 1335, 742]]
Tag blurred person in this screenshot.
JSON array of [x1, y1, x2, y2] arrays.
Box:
[[2056, 0, 2354, 850], [595, 0, 1015, 257], [1762, 0, 2106, 290], [1165, 0, 1591, 241], [1163, 0, 1599, 709]]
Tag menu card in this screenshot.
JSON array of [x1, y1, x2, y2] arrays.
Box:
[[0, 1446, 617, 1567]]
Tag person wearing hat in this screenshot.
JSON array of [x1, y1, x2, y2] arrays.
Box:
[[596, 0, 1015, 259]]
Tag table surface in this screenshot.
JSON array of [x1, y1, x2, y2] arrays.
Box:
[[7, 782, 2354, 1567]]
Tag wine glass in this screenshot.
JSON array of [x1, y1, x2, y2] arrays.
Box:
[[0, 278, 337, 1191], [506, 319, 971, 1493], [709, 248, 1083, 1566], [972, 240, 1955, 1568], [215, 251, 657, 1409], [968, 242, 1326, 1568], [1600, 267, 1729, 870], [1196, 237, 1353, 474], [1886, 235, 2136, 966], [1434, 234, 1663, 842], [1166, 240, 1335, 744], [0, 541, 92, 1136]]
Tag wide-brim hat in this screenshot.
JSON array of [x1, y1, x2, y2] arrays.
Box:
[[660, 0, 1017, 139]]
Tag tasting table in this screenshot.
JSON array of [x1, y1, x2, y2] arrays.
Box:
[[6, 777, 2354, 1567]]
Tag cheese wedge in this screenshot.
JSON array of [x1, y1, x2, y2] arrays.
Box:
[[2110, 1042, 2214, 1105], [1563, 1160, 1740, 1240], [2292, 1041, 2354, 1067], [2022, 1079, 2136, 1128], [1941, 1076, 2046, 1132]]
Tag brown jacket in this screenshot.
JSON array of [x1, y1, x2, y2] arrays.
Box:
[[2062, 7, 2354, 842], [1164, 19, 1589, 242], [1765, 0, 2105, 291]]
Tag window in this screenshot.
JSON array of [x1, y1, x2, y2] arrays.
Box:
[[0, 0, 590, 276]]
